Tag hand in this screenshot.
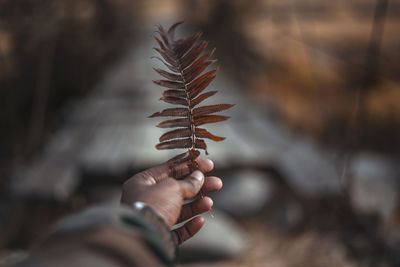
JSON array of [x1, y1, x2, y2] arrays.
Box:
[[121, 158, 222, 244]]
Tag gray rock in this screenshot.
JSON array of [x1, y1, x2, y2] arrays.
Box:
[[279, 139, 342, 196], [212, 169, 274, 216], [268, 196, 304, 230], [0, 250, 28, 266], [10, 157, 79, 201], [350, 153, 399, 221], [178, 210, 247, 262]]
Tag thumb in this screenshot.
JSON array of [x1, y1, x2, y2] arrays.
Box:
[[178, 170, 204, 199]]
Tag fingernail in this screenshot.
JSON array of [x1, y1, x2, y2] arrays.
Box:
[[204, 159, 214, 168], [209, 198, 214, 207], [191, 170, 204, 181]]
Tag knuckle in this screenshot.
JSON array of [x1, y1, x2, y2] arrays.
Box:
[[167, 178, 180, 190], [122, 179, 134, 190], [179, 206, 190, 222], [185, 178, 198, 192], [184, 224, 193, 237]]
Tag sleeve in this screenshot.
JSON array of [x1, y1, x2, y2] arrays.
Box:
[[18, 204, 177, 267]]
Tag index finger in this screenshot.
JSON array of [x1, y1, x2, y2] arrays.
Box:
[[131, 158, 214, 185]]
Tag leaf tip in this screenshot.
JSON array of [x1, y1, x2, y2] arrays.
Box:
[[148, 112, 158, 118]]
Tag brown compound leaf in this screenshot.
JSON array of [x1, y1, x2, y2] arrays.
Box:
[[150, 22, 233, 165]]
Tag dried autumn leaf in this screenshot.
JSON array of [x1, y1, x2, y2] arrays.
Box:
[[156, 138, 192, 150], [159, 128, 191, 142], [195, 128, 225, 142], [193, 104, 235, 117], [148, 107, 189, 118], [156, 118, 191, 128], [194, 115, 230, 126]]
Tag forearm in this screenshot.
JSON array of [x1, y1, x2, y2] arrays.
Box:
[[19, 204, 176, 267]]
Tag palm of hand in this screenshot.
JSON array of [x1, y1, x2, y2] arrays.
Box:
[[121, 158, 222, 244]]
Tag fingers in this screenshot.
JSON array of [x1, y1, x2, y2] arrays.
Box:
[[195, 158, 214, 173], [178, 197, 213, 223], [131, 158, 214, 185], [175, 176, 221, 222], [173, 216, 205, 245], [168, 158, 214, 180], [201, 176, 223, 194], [178, 170, 204, 199]]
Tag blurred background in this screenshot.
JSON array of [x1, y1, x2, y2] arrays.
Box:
[[0, 0, 399, 266]]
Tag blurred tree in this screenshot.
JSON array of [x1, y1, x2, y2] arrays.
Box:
[[0, 0, 139, 182]]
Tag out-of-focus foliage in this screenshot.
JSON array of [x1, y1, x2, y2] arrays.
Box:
[[185, 0, 400, 153]]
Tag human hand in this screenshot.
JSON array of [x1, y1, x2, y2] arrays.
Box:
[[121, 158, 222, 244]]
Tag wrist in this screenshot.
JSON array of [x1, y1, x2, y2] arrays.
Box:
[[124, 201, 177, 264]]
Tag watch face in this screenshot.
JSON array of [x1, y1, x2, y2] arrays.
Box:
[[133, 201, 146, 210]]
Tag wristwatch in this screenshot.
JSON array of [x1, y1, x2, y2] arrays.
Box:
[[123, 201, 177, 265]]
